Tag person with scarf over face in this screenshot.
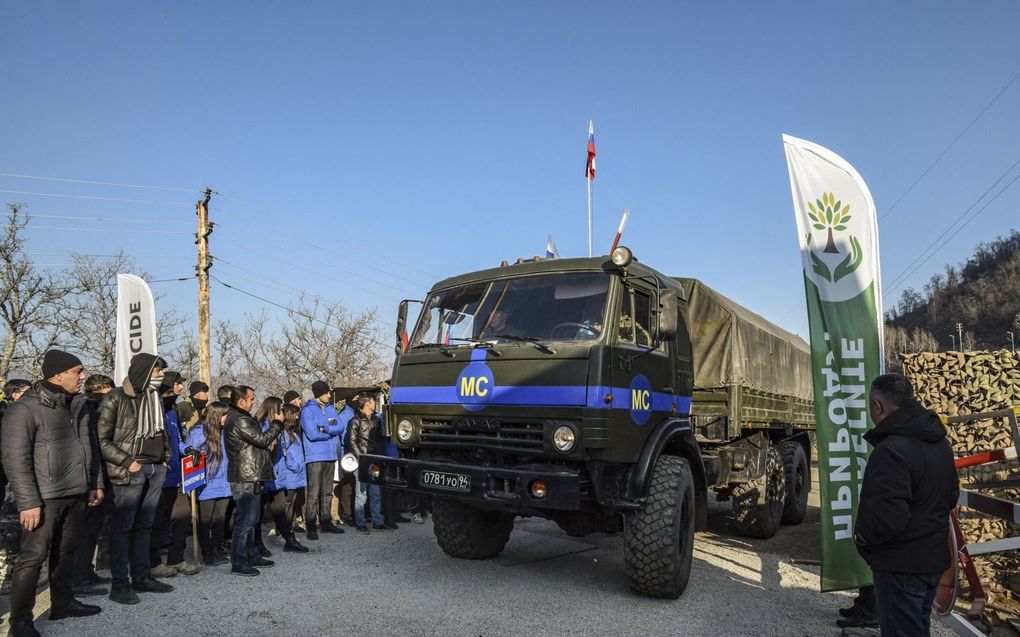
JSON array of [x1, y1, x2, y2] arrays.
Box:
[[96, 353, 174, 605]]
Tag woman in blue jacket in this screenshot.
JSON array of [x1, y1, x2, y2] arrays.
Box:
[[268, 404, 308, 553], [187, 401, 231, 566]]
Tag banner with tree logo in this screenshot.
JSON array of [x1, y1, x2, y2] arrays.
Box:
[[782, 134, 884, 591]]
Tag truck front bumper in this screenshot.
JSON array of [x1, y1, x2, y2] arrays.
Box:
[[357, 454, 583, 510]]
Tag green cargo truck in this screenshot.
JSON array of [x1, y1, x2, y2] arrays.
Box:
[[359, 248, 815, 598]]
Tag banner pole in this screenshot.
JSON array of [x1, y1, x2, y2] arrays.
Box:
[[190, 489, 200, 565]]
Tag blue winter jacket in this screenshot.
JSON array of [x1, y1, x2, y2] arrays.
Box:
[[335, 404, 357, 459], [300, 399, 346, 463], [186, 423, 230, 501], [163, 408, 188, 489], [278, 432, 306, 490]]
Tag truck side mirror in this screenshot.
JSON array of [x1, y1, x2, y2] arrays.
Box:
[[657, 290, 677, 341], [395, 300, 409, 356]]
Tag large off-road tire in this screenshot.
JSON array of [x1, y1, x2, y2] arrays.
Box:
[[432, 497, 514, 559], [779, 439, 809, 525], [731, 444, 786, 539], [623, 455, 695, 599]]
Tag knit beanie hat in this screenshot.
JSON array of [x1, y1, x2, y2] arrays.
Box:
[[42, 349, 83, 379], [311, 380, 331, 399], [283, 390, 301, 404]]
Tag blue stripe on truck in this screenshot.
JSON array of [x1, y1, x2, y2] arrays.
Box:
[[390, 384, 692, 413]]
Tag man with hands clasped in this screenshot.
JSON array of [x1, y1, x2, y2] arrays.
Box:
[[1, 349, 105, 637]]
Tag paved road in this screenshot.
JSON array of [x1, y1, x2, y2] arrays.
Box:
[[7, 468, 957, 637]]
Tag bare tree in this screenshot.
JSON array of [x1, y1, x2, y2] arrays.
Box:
[[54, 251, 188, 376], [216, 295, 388, 397], [0, 205, 63, 378]]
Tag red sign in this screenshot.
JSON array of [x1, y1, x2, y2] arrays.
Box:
[[181, 452, 206, 494]]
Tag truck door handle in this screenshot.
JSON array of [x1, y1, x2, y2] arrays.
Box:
[[662, 387, 674, 393]]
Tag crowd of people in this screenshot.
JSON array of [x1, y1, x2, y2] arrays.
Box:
[[0, 349, 417, 637]]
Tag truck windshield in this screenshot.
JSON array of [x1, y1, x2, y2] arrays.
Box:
[[411, 272, 610, 348]]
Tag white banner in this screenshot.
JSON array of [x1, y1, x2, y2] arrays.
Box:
[[783, 134, 884, 591], [114, 273, 158, 384]]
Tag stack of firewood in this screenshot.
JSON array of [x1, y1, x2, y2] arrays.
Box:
[[900, 350, 1020, 609]]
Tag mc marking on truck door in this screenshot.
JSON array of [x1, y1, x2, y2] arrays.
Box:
[[629, 374, 653, 426], [456, 349, 494, 412]]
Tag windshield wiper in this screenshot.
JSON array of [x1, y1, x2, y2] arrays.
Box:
[[448, 338, 504, 356], [489, 334, 557, 355], [411, 343, 455, 357]]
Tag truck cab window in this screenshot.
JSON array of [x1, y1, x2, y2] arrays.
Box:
[[619, 289, 653, 348]]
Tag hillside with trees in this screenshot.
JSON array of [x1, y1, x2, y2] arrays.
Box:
[[885, 228, 1020, 370]]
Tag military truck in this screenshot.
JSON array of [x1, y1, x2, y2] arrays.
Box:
[[359, 248, 814, 598]]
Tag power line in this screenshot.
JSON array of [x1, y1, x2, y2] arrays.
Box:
[[215, 236, 412, 301], [149, 276, 194, 283], [210, 273, 392, 331], [211, 202, 438, 280], [4, 211, 192, 225], [26, 253, 194, 260], [0, 172, 198, 193], [0, 189, 192, 206], [881, 67, 1020, 221], [882, 158, 1020, 299], [19, 225, 193, 235], [213, 257, 326, 300]]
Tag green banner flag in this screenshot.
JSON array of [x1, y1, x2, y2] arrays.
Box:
[[783, 134, 885, 592]]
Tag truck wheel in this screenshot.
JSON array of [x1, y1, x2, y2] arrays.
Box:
[[731, 445, 786, 539], [778, 440, 809, 525], [432, 497, 514, 559], [623, 455, 695, 599]]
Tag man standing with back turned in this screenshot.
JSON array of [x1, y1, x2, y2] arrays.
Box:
[[854, 373, 959, 637]]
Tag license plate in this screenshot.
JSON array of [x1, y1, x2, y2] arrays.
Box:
[[420, 470, 471, 493]]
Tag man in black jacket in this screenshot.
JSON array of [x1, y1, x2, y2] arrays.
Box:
[[96, 353, 174, 605], [1, 350, 104, 637], [225, 385, 283, 576], [347, 395, 385, 534], [855, 373, 959, 637]]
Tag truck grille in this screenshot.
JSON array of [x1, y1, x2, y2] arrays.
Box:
[[419, 419, 545, 453]]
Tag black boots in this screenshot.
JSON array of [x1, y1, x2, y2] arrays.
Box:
[[283, 534, 310, 553]]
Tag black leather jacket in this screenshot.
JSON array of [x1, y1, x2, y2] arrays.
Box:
[[0, 382, 103, 511], [96, 383, 171, 486], [347, 412, 384, 458], [225, 405, 283, 483]]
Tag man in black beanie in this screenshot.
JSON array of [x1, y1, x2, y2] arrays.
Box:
[[300, 380, 346, 539], [283, 390, 301, 407], [2, 349, 104, 636]]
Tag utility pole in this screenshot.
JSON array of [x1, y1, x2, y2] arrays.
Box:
[[949, 334, 956, 351], [196, 188, 213, 386], [1008, 331, 1015, 354], [956, 322, 965, 353]]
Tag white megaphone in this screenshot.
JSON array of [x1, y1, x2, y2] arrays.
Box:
[[340, 453, 359, 473]]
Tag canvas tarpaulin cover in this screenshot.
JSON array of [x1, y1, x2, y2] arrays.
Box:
[[677, 278, 813, 400]]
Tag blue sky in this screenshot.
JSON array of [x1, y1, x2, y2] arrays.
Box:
[[2, 1, 1019, 351]]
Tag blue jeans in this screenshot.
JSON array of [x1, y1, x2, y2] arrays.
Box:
[[109, 463, 166, 586], [230, 482, 262, 568], [354, 473, 383, 527], [873, 570, 940, 637]]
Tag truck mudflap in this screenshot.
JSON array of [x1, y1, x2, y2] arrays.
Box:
[[357, 454, 583, 510]]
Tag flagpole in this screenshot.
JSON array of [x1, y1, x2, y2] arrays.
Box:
[[587, 176, 592, 257]]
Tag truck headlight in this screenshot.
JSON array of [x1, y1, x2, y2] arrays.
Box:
[[397, 419, 414, 443], [552, 425, 577, 452]]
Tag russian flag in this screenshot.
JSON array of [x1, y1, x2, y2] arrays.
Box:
[[585, 120, 596, 181], [545, 235, 560, 259]]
